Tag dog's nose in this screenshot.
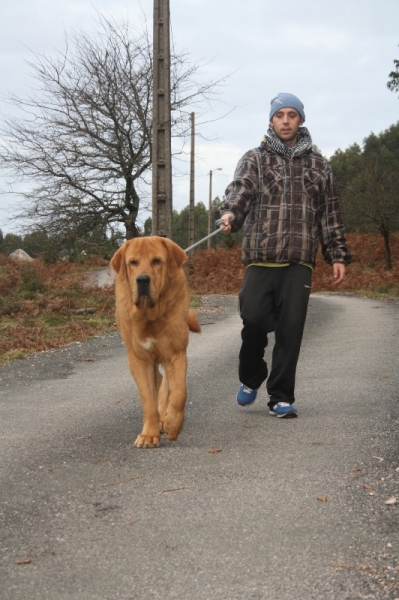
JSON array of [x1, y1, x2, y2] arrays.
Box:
[[135, 273, 153, 306], [137, 274, 150, 287]]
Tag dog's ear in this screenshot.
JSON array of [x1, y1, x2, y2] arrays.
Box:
[[110, 244, 127, 281], [161, 238, 187, 278]]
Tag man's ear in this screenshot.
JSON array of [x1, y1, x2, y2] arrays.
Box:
[[110, 243, 127, 281], [161, 237, 187, 278], [299, 118, 304, 126]]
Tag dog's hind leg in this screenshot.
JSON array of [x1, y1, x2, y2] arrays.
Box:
[[161, 353, 187, 441]]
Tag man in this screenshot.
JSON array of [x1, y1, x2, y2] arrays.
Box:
[[216, 92, 352, 418]]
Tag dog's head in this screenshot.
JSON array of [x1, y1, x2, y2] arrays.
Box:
[[110, 236, 187, 308]]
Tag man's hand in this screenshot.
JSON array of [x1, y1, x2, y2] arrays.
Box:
[[219, 212, 233, 234], [333, 263, 346, 285]]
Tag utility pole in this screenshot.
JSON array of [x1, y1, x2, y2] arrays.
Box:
[[152, 0, 172, 238], [188, 112, 195, 250]]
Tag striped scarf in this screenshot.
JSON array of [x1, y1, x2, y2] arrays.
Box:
[[262, 125, 313, 157]]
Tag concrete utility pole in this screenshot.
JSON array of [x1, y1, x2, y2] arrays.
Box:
[[188, 112, 195, 250], [152, 0, 172, 238]]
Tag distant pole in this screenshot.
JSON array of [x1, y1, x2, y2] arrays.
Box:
[[152, 0, 172, 238], [189, 112, 195, 250]]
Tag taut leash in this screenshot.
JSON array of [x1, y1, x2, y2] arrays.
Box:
[[184, 219, 228, 253]]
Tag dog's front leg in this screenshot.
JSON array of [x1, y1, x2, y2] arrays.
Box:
[[128, 356, 161, 448], [157, 367, 169, 433], [162, 353, 187, 441]]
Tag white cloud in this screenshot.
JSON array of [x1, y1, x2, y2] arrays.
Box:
[[282, 27, 350, 51]]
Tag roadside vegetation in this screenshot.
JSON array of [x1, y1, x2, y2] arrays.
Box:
[[0, 255, 115, 365], [187, 233, 399, 297], [0, 233, 398, 365]]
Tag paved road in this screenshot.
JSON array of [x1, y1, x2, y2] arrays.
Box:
[[1, 294, 399, 600]]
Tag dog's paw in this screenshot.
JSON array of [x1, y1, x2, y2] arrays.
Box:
[[163, 410, 184, 441], [134, 434, 160, 448]]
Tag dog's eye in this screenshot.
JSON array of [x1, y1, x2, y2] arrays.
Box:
[[152, 258, 162, 266], [129, 259, 138, 266]]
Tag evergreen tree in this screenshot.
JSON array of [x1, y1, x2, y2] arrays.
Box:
[[330, 123, 399, 269]]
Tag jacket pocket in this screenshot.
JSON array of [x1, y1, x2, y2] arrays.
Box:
[[262, 167, 284, 195], [304, 168, 325, 199]]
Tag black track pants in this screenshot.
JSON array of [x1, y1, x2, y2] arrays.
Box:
[[238, 264, 312, 407]]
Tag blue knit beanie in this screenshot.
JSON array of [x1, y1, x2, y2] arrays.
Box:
[[269, 93, 305, 122]]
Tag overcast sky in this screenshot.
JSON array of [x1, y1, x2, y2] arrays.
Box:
[[1, 0, 398, 234]]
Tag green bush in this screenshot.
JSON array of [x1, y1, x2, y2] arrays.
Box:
[[19, 266, 47, 299], [377, 283, 392, 294]]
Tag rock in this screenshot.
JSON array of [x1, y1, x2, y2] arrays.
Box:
[[9, 249, 33, 262]]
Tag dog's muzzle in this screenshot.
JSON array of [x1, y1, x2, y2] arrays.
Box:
[[136, 274, 154, 306]]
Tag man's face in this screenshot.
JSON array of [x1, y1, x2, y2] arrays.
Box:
[[271, 108, 304, 147]]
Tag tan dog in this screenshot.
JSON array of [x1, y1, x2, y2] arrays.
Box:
[[110, 236, 200, 448]]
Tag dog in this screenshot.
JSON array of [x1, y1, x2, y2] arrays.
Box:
[[110, 236, 201, 448]]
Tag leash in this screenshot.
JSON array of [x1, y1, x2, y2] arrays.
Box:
[[184, 219, 229, 253]]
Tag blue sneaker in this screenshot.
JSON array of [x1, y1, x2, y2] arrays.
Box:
[[236, 385, 257, 406], [269, 402, 298, 418]]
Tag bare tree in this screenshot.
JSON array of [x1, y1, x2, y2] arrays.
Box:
[[0, 14, 225, 241]]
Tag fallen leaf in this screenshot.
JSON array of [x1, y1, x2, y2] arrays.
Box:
[[16, 557, 33, 565], [385, 497, 397, 506], [208, 448, 222, 454], [373, 456, 384, 462], [351, 467, 363, 472], [317, 496, 328, 502], [363, 484, 373, 490]]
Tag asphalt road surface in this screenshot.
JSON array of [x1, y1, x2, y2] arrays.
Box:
[[1, 293, 399, 600]]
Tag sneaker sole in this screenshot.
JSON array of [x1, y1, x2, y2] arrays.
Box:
[[237, 399, 256, 407], [269, 410, 298, 418]]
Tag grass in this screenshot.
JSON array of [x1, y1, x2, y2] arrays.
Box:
[[188, 296, 202, 308], [1, 232, 398, 365]]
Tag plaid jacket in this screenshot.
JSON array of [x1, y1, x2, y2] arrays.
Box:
[[216, 142, 352, 267]]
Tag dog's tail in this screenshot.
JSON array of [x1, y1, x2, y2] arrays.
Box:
[[188, 308, 201, 333]]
